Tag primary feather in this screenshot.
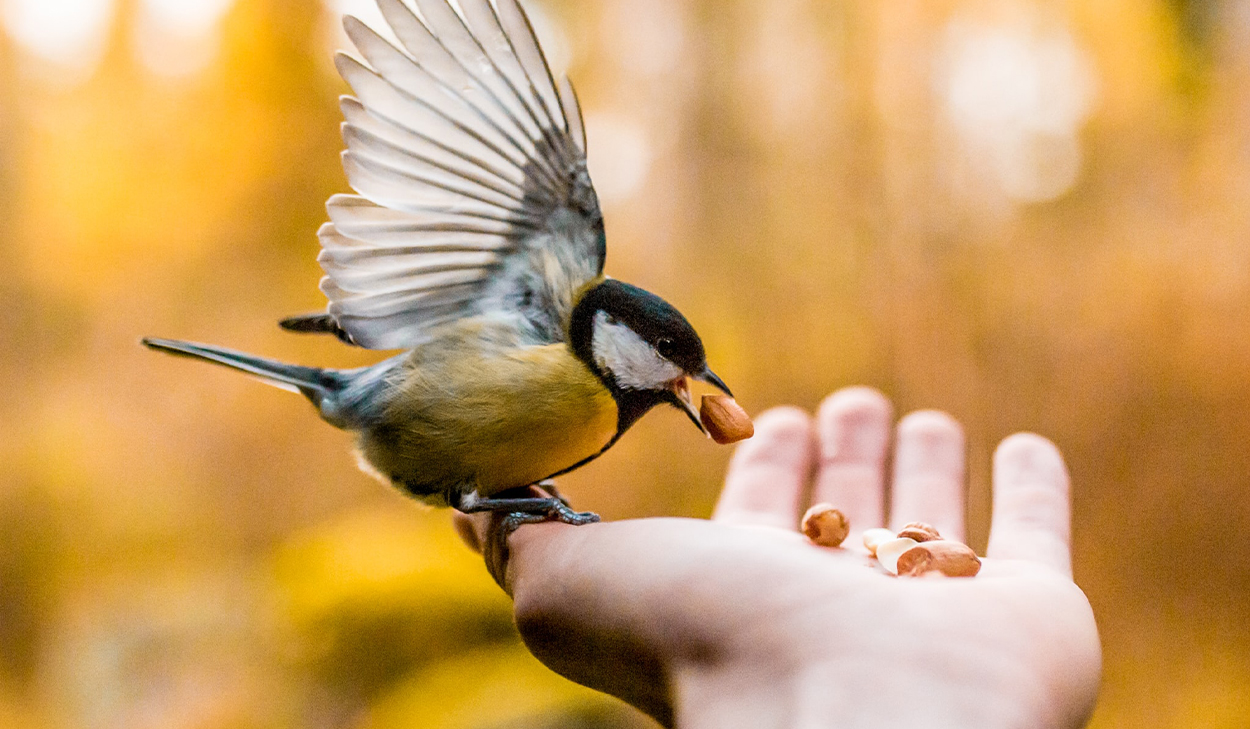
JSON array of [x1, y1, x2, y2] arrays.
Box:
[[321, 0, 604, 350]]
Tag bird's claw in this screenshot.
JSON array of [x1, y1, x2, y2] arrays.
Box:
[[498, 500, 598, 536], [545, 499, 599, 526]]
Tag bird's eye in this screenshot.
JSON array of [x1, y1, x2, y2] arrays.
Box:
[[656, 338, 676, 358]]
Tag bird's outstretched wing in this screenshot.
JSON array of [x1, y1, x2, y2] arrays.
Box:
[[311, 0, 603, 349]]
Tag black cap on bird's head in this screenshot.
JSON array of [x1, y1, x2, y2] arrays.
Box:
[[569, 279, 732, 435]]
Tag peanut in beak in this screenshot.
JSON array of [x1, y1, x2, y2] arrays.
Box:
[[700, 394, 754, 444]]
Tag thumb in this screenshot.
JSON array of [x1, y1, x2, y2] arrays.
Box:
[[451, 510, 517, 590], [504, 519, 675, 726], [450, 484, 583, 594], [453, 508, 678, 724]]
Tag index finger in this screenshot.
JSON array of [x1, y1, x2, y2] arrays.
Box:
[[986, 433, 1072, 576], [712, 407, 815, 529]]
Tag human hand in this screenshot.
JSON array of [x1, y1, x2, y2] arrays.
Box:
[[455, 387, 1101, 729]]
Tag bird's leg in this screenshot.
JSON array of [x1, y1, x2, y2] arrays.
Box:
[[454, 489, 599, 527]]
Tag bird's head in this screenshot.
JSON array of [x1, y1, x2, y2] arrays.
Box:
[[570, 279, 731, 435]]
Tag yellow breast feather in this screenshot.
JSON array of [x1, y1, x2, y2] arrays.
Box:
[[356, 336, 618, 502]]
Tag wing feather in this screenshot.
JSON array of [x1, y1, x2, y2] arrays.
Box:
[[326, 281, 483, 319], [557, 75, 586, 154], [340, 98, 532, 195], [341, 153, 536, 226], [344, 17, 543, 163], [321, 246, 499, 278], [408, 0, 568, 190], [334, 55, 530, 189], [457, 0, 563, 140], [325, 195, 516, 237], [326, 265, 492, 296], [312, 0, 603, 350], [343, 125, 523, 213], [493, 0, 569, 141], [382, 0, 545, 144], [344, 123, 525, 204]]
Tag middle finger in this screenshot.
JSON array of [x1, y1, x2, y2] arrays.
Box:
[[810, 387, 892, 545], [888, 410, 967, 542]]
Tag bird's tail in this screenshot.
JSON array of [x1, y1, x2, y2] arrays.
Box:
[[141, 337, 343, 404]]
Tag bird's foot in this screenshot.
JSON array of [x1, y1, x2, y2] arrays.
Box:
[[454, 490, 599, 527], [492, 495, 598, 551], [537, 497, 599, 526], [496, 505, 595, 537], [456, 489, 599, 591]]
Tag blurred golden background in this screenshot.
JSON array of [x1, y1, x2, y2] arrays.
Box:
[[0, 0, 1247, 726]]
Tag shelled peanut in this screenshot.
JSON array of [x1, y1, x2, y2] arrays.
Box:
[[700, 395, 754, 444], [803, 512, 982, 579], [801, 504, 849, 547], [861, 521, 980, 578], [897, 522, 941, 543], [895, 540, 981, 578]]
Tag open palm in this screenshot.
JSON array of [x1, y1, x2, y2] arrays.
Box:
[[460, 387, 1101, 728]]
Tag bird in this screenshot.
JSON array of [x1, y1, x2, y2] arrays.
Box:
[[143, 0, 732, 526]]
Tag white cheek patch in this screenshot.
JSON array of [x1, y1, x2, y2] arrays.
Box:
[[592, 311, 683, 390]]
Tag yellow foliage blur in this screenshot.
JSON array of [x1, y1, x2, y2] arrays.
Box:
[[0, 0, 1247, 727]]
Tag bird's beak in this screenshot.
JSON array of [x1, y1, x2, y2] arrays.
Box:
[[694, 367, 733, 397], [668, 368, 733, 436], [667, 376, 708, 435]]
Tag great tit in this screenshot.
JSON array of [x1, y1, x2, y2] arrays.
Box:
[[144, 0, 732, 526]]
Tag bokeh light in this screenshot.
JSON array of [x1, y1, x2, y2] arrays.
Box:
[[2, 0, 113, 81], [133, 0, 236, 77], [936, 4, 1097, 204], [584, 111, 651, 204]]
